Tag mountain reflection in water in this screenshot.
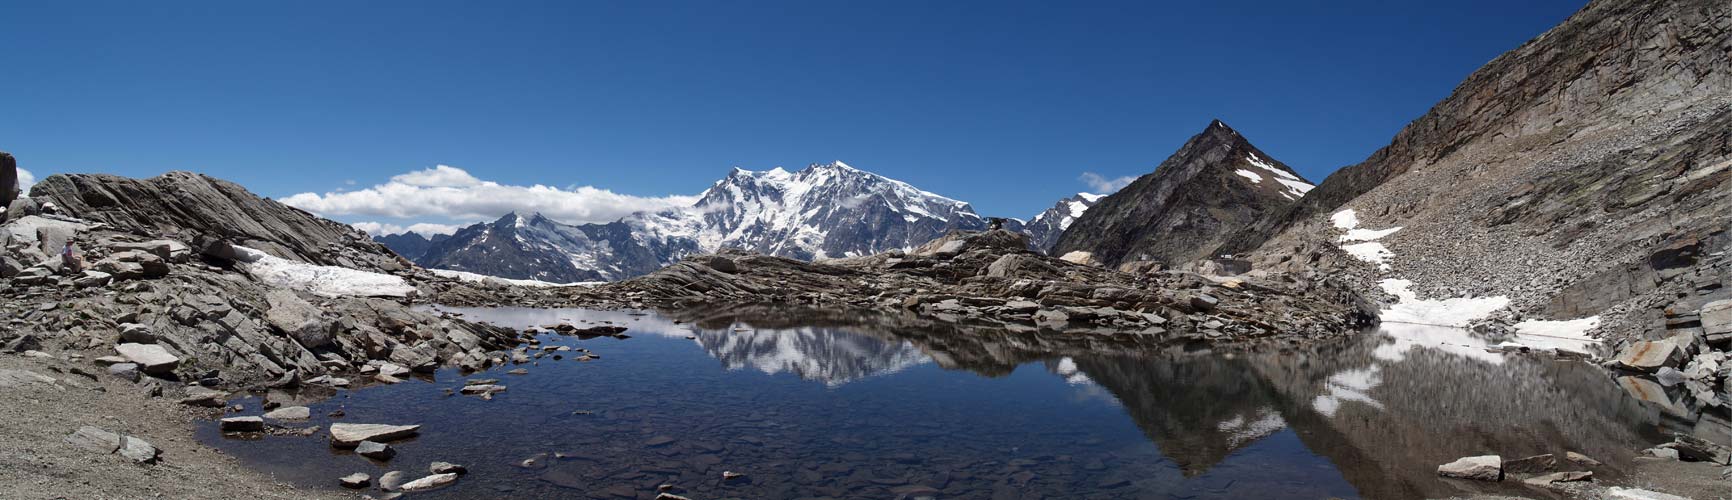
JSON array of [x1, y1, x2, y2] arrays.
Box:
[[203, 305, 1667, 499]]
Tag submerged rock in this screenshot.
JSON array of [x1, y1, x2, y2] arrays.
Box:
[[339, 473, 370, 489], [398, 473, 458, 492]]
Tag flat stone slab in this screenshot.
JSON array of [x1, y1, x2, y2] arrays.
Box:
[[220, 416, 264, 432], [330, 423, 420, 448], [1611, 339, 1686, 372], [399, 473, 458, 492], [263, 406, 311, 420], [1523, 471, 1592, 487], [1437, 455, 1502, 481], [64, 426, 121, 454], [114, 343, 178, 374]]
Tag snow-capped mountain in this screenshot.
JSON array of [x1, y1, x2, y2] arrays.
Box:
[[1023, 192, 1104, 253], [385, 161, 999, 281], [415, 212, 701, 282]]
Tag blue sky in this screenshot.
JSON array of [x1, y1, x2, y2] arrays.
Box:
[[0, 0, 1583, 233]]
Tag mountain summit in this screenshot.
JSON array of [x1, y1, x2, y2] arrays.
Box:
[[395, 161, 996, 281], [1051, 120, 1312, 268]]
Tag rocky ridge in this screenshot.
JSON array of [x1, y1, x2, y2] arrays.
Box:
[[544, 229, 1377, 344]]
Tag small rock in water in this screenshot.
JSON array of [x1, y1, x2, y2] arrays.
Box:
[[645, 435, 676, 447], [721, 470, 746, 482], [399, 473, 459, 492], [329, 423, 420, 448], [263, 406, 311, 420], [508, 368, 528, 375], [219, 416, 265, 432], [379, 470, 406, 491], [339, 473, 371, 489], [656, 494, 693, 500], [357, 440, 396, 460], [1437, 455, 1501, 481], [430, 461, 467, 475], [519, 452, 550, 469]]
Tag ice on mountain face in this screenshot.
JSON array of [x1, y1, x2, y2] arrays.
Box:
[[233, 246, 415, 298], [1234, 169, 1263, 184], [1245, 153, 1312, 199]]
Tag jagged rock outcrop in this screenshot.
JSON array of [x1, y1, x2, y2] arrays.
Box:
[[1051, 121, 1313, 269], [1219, 0, 1732, 343], [1, 151, 18, 211], [30, 171, 405, 272]]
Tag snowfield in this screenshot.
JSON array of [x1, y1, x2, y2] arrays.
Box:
[[234, 246, 416, 298]]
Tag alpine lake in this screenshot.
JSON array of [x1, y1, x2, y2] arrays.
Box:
[[200, 305, 1670, 499]]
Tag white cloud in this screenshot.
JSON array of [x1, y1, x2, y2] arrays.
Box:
[[351, 221, 466, 237], [1079, 172, 1137, 193], [17, 167, 36, 195], [282, 164, 699, 224]]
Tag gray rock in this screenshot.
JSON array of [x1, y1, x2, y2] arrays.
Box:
[[72, 270, 112, 288], [1611, 339, 1687, 372], [114, 343, 178, 374], [339, 473, 371, 489], [356, 440, 396, 460], [118, 323, 155, 344], [378, 471, 406, 491], [398, 473, 458, 492], [64, 426, 122, 454], [1502, 454, 1555, 474], [264, 290, 333, 348], [329, 423, 420, 448], [263, 406, 311, 420], [219, 416, 265, 432], [1703, 299, 1732, 336], [1565, 451, 1602, 467], [1437, 455, 1501, 481], [106, 363, 141, 383], [429, 461, 466, 475], [116, 435, 159, 464], [1522, 470, 1591, 487], [1604, 487, 1691, 500], [179, 386, 229, 407]]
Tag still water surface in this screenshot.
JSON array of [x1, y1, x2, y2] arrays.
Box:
[[201, 306, 1666, 499]]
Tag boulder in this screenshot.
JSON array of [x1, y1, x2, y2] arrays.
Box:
[[72, 270, 112, 288], [356, 440, 396, 460], [114, 343, 179, 374], [264, 290, 333, 348], [178, 386, 229, 407], [64, 426, 122, 454], [1437, 455, 1501, 481], [430, 461, 466, 475], [106, 363, 141, 383], [398, 473, 458, 492], [263, 406, 311, 420], [118, 323, 155, 343], [379, 471, 406, 491], [219, 416, 265, 432], [698, 255, 739, 274], [338, 473, 371, 489], [1703, 299, 1732, 336], [1610, 339, 1688, 372], [1522, 470, 1591, 487], [117, 435, 160, 464], [109, 240, 191, 263], [1564, 451, 1602, 467], [329, 423, 420, 448], [1502, 454, 1555, 474]]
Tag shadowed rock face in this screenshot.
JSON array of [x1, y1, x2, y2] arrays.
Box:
[[1052, 120, 1310, 268], [31, 171, 404, 272], [1, 151, 17, 208]]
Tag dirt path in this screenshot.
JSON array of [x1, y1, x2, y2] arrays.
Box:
[[0, 355, 348, 500]]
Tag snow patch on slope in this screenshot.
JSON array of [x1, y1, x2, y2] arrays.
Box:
[[1378, 279, 1510, 327], [234, 246, 415, 298], [430, 268, 595, 287]]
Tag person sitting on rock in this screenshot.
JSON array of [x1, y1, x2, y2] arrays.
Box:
[[61, 242, 82, 273]]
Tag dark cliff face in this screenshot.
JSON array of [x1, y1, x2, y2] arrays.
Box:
[[31, 171, 404, 272], [1219, 0, 1732, 257], [1051, 120, 1311, 268]]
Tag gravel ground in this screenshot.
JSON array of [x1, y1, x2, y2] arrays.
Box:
[[0, 355, 347, 500]]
